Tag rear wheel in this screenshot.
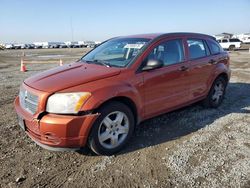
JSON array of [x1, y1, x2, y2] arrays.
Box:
[[203, 77, 227, 108], [88, 102, 135, 155], [229, 45, 235, 51]]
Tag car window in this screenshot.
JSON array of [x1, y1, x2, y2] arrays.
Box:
[[82, 38, 150, 67], [207, 40, 223, 55], [147, 39, 184, 66], [229, 39, 241, 42], [187, 39, 207, 59], [222, 39, 228, 43]]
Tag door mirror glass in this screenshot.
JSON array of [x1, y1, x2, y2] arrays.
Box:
[[142, 59, 163, 71]]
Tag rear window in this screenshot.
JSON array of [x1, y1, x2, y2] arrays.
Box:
[[207, 40, 223, 55], [187, 39, 208, 59]]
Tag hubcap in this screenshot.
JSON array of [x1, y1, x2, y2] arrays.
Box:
[[212, 81, 224, 103], [98, 111, 129, 149]]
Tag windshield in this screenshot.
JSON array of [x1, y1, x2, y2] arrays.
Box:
[[81, 38, 150, 67]]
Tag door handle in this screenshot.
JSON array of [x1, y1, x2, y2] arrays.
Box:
[[208, 59, 217, 64], [179, 66, 189, 71]]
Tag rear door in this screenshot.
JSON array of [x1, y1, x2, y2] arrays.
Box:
[[206, 38, 229, 76], [221, 39, 229, 49], [186, 38, 215, 100]]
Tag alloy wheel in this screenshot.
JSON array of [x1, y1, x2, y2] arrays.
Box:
[[212, 81, 224, 104], [98, 111, 129, 149]]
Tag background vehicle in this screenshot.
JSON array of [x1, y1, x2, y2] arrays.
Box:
[[4, 44, 14, 49], [34, 44, 43, 49], [242, 37, 250, 44], [58, 42, 68, 48], [15, 33, 230, 155], [68, 41, 82, 48], [48, 42, 61, 48], [26, 44, 35, 49], [20, 44, 27, 49], [13, 44, 22, 49], [0, 44, 5, 50], [84, 41, 96, 48], [217, 38, 241, 51]]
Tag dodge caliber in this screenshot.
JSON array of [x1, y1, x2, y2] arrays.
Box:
[[14, 33, 231, 155]]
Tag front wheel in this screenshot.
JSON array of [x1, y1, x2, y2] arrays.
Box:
[[203, 77, 227, 108], [88, 102, 135, 155]]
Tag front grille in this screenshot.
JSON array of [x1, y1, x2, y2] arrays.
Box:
[[19, 87, 39, 115]]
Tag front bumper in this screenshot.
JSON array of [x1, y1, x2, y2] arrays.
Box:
[[14, 97, 99, 151]]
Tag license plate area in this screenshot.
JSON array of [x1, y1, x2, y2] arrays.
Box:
[[18, 115, 26, 131]]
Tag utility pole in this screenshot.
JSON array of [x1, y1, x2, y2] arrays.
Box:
[[69, 17, 74, 53], [70, 17, 74, 42]]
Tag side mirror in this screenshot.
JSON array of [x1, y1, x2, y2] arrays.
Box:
[[142, 59, 163, 71]]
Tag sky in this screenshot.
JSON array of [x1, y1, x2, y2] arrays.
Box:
[[0, 0, 250, 43]]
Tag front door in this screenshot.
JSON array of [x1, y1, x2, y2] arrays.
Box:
[[142, 38, 190, 118]]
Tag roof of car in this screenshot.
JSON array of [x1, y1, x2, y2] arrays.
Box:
[[119, 32, 215, 40]]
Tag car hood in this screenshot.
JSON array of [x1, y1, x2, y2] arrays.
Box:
[[24, 62, 121, 92]]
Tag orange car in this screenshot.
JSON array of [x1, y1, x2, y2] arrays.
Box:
[[14, 33, 231, 155]]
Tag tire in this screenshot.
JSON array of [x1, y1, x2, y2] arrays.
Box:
[[203, 77, 227, 108], [229, 45, 235, 51], [88, 101, 135, 155]]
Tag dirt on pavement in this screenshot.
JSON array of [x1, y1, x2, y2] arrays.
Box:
[[0, 48, 249, 188]]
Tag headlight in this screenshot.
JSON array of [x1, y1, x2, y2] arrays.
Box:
[[46, 92, 91, 114]]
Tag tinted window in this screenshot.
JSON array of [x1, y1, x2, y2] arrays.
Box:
[[207, 40, 222, 55], [187, 39, 207, 59], [229, 38, 241, 42], [222, 39, 228, 43], [148, 39, 184, 66]]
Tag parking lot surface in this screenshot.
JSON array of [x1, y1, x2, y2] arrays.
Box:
[[0, 49, 249, 187]]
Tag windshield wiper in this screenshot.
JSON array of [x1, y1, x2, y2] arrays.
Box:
[[85, 60, 110, 67]]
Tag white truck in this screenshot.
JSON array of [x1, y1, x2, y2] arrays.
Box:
[[242, 36, 250, 44], [217, 38, 242, 51], [4, 44, 14, 49]]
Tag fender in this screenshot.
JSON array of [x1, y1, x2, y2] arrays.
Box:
[[82, 81, 143, 117], [206, 61, 231, 94], [60, 71, 144, 120]]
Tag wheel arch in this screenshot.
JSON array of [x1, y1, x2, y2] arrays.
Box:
[[92, 96, 139, 125], [206, 70, 230, 97], [214, 72, 229, 86], [218, 72, 229, 81], [228, 45, 236, 51]]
